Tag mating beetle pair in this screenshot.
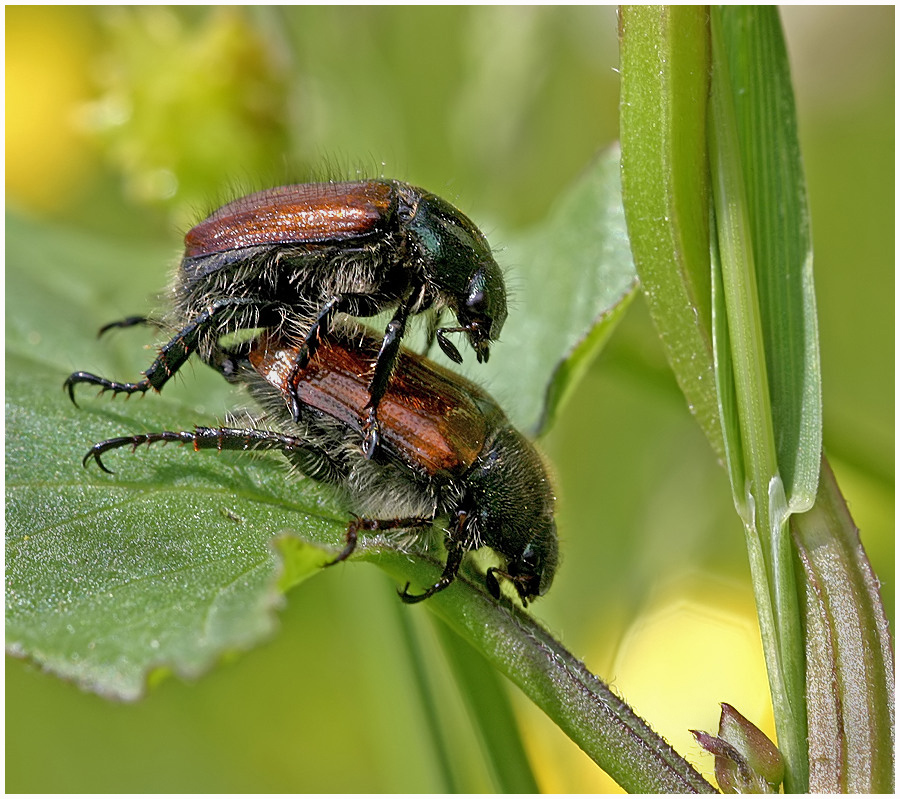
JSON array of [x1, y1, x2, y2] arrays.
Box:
[[67, 180, 558, 604]]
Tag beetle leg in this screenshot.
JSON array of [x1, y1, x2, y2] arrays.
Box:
[[362, 288, 423, 459], [398, 509, 471, 603], [326, 515, 433, 567], [97, 315, 163, 337], [398, 540, 465, 604], [283, 296, 343, 422], [64, 297, 263, 404], [82, 424, 344, 481]]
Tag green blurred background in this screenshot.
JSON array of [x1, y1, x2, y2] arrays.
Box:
[[6, 6, 893, 792]]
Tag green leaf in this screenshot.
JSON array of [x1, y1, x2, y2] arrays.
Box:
[[5, 215, 348, 700], [457, 146, 638, 435], [6, 354, 346, 700], [619, 6, 721, 457], [793, 457, 895, 792]]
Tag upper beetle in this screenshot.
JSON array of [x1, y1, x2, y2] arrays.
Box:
[[65, 180, 507, 457], [83, 326, 557, 606]]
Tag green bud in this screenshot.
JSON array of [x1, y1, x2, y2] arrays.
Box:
[[692, 703, 784, 793]]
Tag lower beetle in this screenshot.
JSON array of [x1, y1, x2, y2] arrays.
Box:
[[65, 180, 508, 458], [84, 327, 557, 605]]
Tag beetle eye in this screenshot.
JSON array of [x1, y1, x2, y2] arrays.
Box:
[[460, 265, 507, 344]]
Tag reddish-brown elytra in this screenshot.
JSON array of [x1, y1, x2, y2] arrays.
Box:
[[248, 328, 489, 478], [83, 327, 558, 606], [184, 182, 395, 258], [65, 179, 508, 459]]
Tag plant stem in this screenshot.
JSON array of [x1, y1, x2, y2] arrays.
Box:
[[372, 550, 717, 793]]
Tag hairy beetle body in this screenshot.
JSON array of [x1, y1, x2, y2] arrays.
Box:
[[66, 180, 507, 457], [85, 327, 557, 605]]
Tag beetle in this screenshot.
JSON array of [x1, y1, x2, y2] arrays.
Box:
[[64, 180, 508, 458], [83, 326, 557, 605]]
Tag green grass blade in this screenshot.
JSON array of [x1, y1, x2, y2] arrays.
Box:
[[708, 8, 810, 790], [619, 5, 722, 458], [431, 619, 540, 793], [715, 7, 821, 513], [391, 606, 461, 793], [622, 6, 851, 793]]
